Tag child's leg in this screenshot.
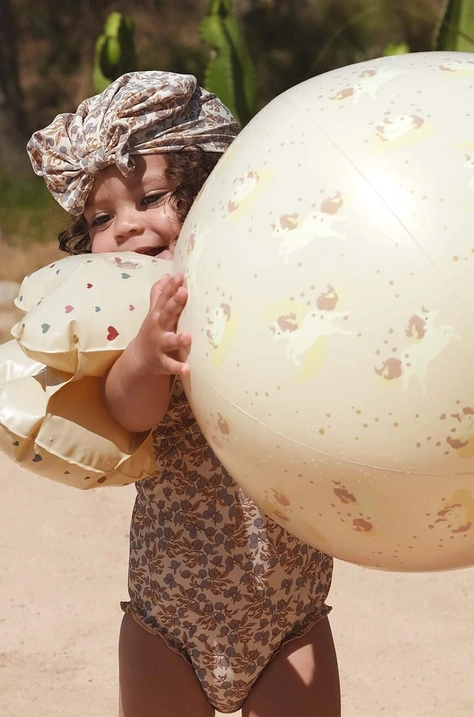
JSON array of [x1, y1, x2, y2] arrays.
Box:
[[242, 616, 341, 717], [118, 613, 214, 717]]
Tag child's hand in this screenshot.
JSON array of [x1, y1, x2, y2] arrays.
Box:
[[101, 273, 191, 432], [130, 272, 192, 378]]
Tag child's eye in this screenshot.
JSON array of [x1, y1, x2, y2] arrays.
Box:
[[142, 192, 168, 206], [91, 213, 112, 227]]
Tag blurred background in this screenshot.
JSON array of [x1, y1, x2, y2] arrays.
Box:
[[0, 0, 468, 339]]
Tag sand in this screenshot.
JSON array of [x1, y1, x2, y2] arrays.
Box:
[[1, 451, 473, 716]]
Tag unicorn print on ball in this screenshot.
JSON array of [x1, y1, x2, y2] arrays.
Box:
[[206, 303, 232, 349], [437, 406, 474, 458], [428, 490, 474, 539], [375, 306, 460, 394], [228, 170, 260, 212], [268, 285, 350, 380], [227, 168, 271, 221], [205, 296, 239, 367], [331, 480, 375, 537], [376, 114, 424, 142], [206, 412, 232, 452], [272, 192, 348, 263], [330, 66, 407, 103], [179, 222, 212, 298], [269, 304, 350, 366], [260, 487, 294, 528], [439, 58, 474, 74], [372, 111, 435, 154]]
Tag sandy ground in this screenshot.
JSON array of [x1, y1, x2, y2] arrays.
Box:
[[1, 452, 474, 717]]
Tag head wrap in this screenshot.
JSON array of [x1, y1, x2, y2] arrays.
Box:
[[27, 70, 239, 216]]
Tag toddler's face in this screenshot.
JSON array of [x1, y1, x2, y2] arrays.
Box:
[[85, 154, 181, 259]]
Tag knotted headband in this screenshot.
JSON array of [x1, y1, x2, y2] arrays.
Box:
[[27, 70, 239, 216]]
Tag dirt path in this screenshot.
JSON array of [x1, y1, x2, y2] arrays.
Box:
[[1, 452, 473, 716]]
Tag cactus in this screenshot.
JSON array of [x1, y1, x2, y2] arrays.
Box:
[[383, 42, 410, 56], [200, 0, 257, 126], [433, 0, 474, 51], [93, 13, 137, 94]]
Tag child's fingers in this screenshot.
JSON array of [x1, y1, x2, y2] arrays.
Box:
[[159, 331, 192, 353], [149, 272, 185, 310], [150, 272, 186, 310], [149, 274, 172, 308], [157, 286, 188, 331], [159, 354, 190, 377]]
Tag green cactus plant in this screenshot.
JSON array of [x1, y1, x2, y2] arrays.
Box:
[[383, 41, 410, 56], [93, 12, 137, 94], [200, 0, 257, 126], [433, 0, 474, 51]]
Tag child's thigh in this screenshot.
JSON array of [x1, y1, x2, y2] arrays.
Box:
[[118, 613, 214, 717], [242, 616, 341, 717]]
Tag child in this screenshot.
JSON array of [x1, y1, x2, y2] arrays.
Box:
[[27, 71, 340, 717]]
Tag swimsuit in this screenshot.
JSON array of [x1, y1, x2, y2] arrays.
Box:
[[122, 380, 333, 713]]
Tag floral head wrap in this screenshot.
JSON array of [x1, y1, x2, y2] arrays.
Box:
[[27, 70, 239, 216]]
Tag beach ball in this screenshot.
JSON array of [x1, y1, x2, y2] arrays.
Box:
[[174, 51, 474, 572]]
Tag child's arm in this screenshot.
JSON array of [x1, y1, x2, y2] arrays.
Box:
[[102, 273, 191, 433]]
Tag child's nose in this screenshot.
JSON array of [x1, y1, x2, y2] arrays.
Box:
[[114, 208, 143, 241]]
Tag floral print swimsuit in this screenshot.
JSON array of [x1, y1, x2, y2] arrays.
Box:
[[122, 380, 333, 714]]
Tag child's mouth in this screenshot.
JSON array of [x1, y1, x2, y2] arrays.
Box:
[[136, 247, 165, 257]]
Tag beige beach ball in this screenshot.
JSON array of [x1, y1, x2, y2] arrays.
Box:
[[175, 51, 474, 571]]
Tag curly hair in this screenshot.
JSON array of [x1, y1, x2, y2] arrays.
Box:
[[58, 149, 222, 254]]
